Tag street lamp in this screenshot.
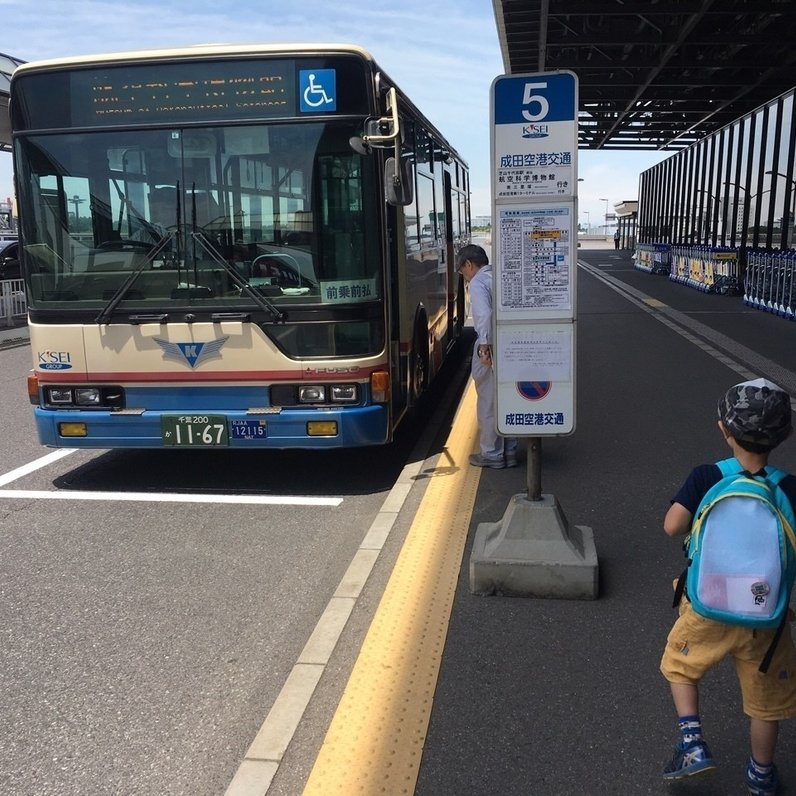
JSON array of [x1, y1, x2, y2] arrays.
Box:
[[765, 169, 795, 182], [725, 180, 774, 247], [583, 210, 590, 233], [599, 198, 609, 235]]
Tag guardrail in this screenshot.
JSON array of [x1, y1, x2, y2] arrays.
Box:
[[1, 278, 27, 327]]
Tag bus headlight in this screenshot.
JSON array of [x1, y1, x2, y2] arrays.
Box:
[[330, 384, 358, 403], [42, 385, 126, 410], [75, 388, 102, 406], [47, 387, 74, 405], [299, 385, 326, 403]]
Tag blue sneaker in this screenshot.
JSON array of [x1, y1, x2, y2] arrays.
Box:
[[662, 739, 717, 780], [745, 758, 779, 795]]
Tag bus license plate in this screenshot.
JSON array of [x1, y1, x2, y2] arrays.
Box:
[[161, 415, 229, 447], [230, 419, 268, 440]]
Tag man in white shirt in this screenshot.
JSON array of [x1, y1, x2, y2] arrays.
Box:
[[456, 244, 518, 469]]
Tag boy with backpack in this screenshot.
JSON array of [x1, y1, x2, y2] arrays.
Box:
[[660, 378, 796, 795]]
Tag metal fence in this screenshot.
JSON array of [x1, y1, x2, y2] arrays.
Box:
[[0, 278, 27, 327]]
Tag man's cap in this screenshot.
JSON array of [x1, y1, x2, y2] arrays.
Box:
[[718, 377, 792, 447]]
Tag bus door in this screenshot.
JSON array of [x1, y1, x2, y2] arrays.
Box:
[[385, 199, 408, 416], [443, 171, 457, 339]]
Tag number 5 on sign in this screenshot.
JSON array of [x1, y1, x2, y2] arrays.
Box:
[[522, 82, 549, 122]]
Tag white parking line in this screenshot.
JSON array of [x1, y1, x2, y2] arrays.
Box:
[[0, 449, 343, 505], [0, 448, 76, 487], [0, 489, 342, 506]]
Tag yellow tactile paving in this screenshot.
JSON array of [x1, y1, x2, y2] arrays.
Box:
[[302, 382, 481, 795]]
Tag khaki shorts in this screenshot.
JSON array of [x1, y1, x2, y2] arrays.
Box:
[[661, 602, 796, 721]]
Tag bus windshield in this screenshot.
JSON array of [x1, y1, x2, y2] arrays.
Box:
[[16, 121, 381, 314]]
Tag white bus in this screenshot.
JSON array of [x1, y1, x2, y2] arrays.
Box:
[[11, 44, 470, 449]]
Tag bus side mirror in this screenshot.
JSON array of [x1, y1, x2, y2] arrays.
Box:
[[385, 157, 413, 207], [349, 136, 371, 156]]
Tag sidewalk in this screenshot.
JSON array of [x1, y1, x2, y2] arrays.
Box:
[[0, 320, 29, 346], [415, 248, 796, 795]]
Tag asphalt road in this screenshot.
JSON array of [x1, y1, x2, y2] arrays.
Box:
[[0, 334, 472, 796]]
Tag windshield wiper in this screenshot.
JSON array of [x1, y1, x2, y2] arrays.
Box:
[[190, 232, 286, 322], [94, 233, 175, 324]]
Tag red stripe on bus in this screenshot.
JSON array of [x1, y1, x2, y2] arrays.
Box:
[[34, 367, 386, 383]]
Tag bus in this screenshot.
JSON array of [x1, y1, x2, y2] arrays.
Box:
[[10, 44, 470, 449]]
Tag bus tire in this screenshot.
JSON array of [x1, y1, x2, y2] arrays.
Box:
[[410, 310, 430, 403]]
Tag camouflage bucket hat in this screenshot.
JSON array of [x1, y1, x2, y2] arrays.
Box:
[[718, 378, 792, 447]]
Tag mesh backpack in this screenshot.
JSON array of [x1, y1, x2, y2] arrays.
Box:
[[673, 457, 796, 672]]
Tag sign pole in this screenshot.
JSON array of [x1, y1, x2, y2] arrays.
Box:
[[469, 70, 598, 599], [527, 437, 542, 502]]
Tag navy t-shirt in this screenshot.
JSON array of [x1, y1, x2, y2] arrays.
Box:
[[673, 462, 796, 515]]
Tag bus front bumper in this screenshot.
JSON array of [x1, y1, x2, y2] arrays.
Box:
[[33, 405, 391, 450]]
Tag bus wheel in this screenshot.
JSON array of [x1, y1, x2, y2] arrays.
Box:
[[410, 314, 429, 402]]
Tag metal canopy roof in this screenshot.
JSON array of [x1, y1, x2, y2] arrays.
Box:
[[493, 0, 796, 151]]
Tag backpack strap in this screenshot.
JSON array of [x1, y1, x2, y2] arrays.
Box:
[[672, 565, 689, 608], [759, 609, 790, 674], [763, 465, 789, 487], [761, 466, 796, 555], [716, 457, 744, 477]]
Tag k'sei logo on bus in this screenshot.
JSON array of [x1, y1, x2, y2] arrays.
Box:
[[38, 350, 73, 370], [154, 337, 229, 368]]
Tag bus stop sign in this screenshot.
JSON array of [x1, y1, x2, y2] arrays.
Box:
[[490, 71, 578, 436]]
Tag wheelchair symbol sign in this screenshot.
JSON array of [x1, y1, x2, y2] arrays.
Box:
[[299, 69, 337, 112]]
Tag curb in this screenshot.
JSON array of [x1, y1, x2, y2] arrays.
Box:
[[0, 324, 30, 347]]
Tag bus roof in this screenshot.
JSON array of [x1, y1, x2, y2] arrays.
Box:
[[11, 43, 377, 76]]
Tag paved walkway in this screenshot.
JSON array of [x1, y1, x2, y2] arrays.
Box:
[[415, 248, 796, 795]]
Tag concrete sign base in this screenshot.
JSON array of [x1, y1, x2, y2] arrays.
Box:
[[469, 493, 598, 599]]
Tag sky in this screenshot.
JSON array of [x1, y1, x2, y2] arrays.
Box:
[[0, 0, 668, 229]]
